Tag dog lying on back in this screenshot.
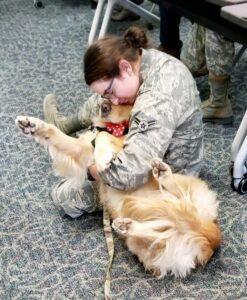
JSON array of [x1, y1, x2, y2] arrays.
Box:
[[15, 99, 221, 278]]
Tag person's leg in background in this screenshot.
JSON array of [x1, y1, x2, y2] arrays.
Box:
[[203, 29, 235, 124], [157, 6, 182, 59], [180, 23, 207, 75], [181, 23, 235, 124]]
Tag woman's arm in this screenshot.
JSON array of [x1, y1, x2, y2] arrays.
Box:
[[99, 91, 178, 191]]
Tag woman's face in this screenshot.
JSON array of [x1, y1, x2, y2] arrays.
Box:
[[90, 59, 140, 105]]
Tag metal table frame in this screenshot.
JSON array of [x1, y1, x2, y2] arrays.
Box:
[[153, 0, 247, 45]]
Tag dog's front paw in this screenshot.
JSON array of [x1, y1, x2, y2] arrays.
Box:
[[15, 116, 52, 142], [151, 158, 172, 179], [15, 116, 46, 135], [15, 116, 38, 135], [112, 218, 133, 237], [95, 150, 116, 172]]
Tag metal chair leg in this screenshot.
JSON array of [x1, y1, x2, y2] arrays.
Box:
[[231, 110, 247, 193], [99, 0, 117, 39], [231, 110, 247, 162], [34, 0, 44, 8], [89, 0, 160, 43], [88, 0, 107, 44]]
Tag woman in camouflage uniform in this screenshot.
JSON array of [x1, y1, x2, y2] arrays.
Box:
[[44, 27, 204, 218]]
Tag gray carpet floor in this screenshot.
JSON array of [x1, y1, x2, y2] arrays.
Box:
[[0, 0, 246, 299]]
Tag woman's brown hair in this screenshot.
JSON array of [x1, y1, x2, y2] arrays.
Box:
[[84, 26, 149, 85]]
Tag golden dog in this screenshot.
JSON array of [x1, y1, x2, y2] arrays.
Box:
[[15, 100, 221, 278]]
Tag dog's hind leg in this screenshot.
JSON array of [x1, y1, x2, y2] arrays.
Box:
[[112, 217, 168, 276], [151, 158, 184, 198], [112, 217, 174, 239]]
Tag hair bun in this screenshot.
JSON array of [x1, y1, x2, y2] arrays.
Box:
[[124, 26, 149, 49]]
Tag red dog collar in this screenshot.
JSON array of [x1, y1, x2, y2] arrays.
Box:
[[105, 121, 129, 137]]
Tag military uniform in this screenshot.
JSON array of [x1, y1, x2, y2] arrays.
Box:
[[181, 23, 234, 76], [48, 49, 204, 217], [180, 24, 235, 124]]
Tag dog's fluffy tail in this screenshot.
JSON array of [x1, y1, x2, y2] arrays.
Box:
[[122, 192, 221, 277]]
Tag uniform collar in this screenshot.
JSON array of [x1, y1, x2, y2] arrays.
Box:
[[139, 48, 151, 82]]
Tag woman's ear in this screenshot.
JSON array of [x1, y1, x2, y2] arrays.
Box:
[[119, 59, 133, 77]]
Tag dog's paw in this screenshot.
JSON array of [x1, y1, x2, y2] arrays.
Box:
[[151, 268, 162, 278], [16, 116, 37, 135], [112, 218, 133, 237], [95, 150, 116, 172], [151, 158, 172, 179], [15, 116, 44, 135], [15, 116, 51, 140]]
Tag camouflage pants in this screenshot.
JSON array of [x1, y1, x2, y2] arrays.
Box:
[[52, 178, 102, 218], [181, 23, 235, 76]]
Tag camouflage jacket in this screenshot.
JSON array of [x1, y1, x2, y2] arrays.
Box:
[[78, 49, 204, 191]]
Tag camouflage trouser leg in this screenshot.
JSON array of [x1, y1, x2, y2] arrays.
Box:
[[43, 94, 83, 135], [52, 178, 102, 218], [180, 24, 206, 73], [181, 23, 235, 76], [205, 28, 234, 76]]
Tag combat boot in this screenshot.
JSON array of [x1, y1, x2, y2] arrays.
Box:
[[43, 94, 82, 134], [202, 73, 233, 125]]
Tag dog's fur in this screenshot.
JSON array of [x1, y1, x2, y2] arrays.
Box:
[[16, 100, 221, 278]]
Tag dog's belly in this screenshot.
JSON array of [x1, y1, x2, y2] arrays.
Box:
[[97, 178, 179, 220], [98, 183, 126, 219]]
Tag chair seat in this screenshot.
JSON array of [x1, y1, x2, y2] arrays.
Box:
[[206, 0, 247, 7], [221, 3, 247, 28]]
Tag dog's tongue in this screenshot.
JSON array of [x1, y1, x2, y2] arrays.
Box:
[[105, 121, 129, 137]]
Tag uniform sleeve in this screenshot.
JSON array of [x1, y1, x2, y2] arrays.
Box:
[[77, 94, 102, 128], [99, 91, 179, 191]]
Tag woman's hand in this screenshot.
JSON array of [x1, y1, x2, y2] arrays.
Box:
[[88, 164, 101, 181]]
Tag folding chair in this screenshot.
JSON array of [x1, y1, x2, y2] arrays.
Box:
[[221, 3, 247, 68], [88, 0, 160, 45], [231, 110, 247, 194]]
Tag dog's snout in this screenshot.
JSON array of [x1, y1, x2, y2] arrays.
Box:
[[101, 101, 111, 116]]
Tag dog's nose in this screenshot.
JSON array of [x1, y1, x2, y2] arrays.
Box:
[[101, 101, 111, 117]]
